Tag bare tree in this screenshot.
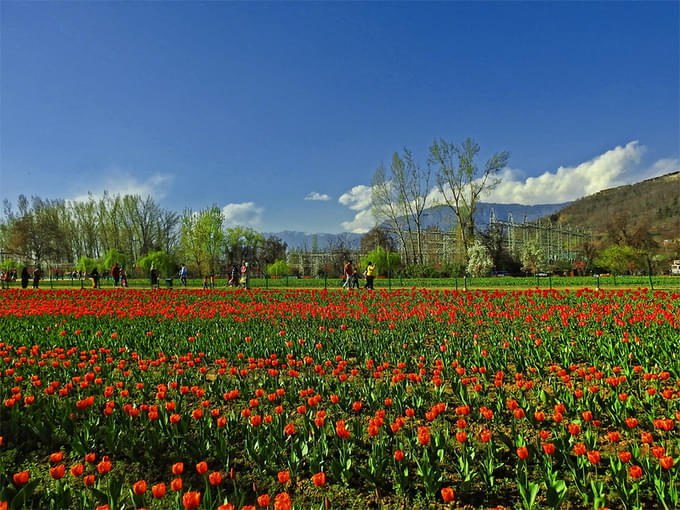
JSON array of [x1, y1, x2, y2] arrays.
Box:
[[429, 138, 509, 263], [371, 149, 431, 265]]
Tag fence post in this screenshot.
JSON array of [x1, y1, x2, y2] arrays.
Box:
[[324, 273, 327, 290], [596, 274, 600, 291], [388, 270, 392, 291], [549, 274, 552, 290], [536, 274, 540, 287], [455, 277, 458, 291], [613, 273, 617, 286]]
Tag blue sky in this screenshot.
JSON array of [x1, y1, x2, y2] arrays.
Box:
[[1, 1, 678, 233]]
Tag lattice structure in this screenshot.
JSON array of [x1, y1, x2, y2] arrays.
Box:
[[489, 212, 592, 261], [384, 213, 591, 265]]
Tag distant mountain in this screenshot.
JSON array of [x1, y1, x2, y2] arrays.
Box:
[[548, 171, 680, 241], [267, 202, 568, 250], [263, 231, 363, 251]]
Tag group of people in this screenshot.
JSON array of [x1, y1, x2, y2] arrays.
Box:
[[177, 262, 249, 289], [342, 260, 375, 290], [1, 267, 42, 289]]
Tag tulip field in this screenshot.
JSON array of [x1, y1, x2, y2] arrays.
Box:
[[0, 287, 678, 510]]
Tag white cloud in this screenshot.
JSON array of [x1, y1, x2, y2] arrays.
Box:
[[70, 171, 173, 202], [338, 185, 372, 211], [486, 141, 649, 204], [222, 202, 263, 227], [304, 192, 331, 201], [341, 208, 376, 234], [645, 157, 680, 179], [337, 141, 679, 233]]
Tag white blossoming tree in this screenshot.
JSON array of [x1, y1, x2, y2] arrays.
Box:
[[466, 240, 493, 277]]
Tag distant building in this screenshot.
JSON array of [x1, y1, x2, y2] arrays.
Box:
[[671, 260, 680, 276]]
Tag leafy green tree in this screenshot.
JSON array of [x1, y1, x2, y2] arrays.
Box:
[[180, 206, 224, 276], [360, 246, 401, 277], [466, 240, 493, 277], [224, 226, 263, 268], [267, 259, 290, 276], [137, 251, 176, 278], [103, 248, 127, 273], [0, 258, 19, 271], [76, 256, 99, 275], [594, 245, 643, 275], [429, 138, 509, 264]]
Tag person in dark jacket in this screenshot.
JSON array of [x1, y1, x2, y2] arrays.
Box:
[[32, 267, 42, 289], [21, 267, 29, 289], [90, 268, 100, 289]]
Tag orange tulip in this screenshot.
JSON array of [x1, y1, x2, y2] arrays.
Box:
[[277, 470, 290, 483], [13, 471, 29, 486], [629, 465, 643, 478], [441, 487, 455, 502], [587, 450, 601, 465], [97, 459, 112, 474], [209, 471, 222, 485], [182, 491, 201, 509], [49, 464, 65, 480], [417, 426, 430, 446], [171, 477, 183, 491], [50, 452, 64, 463], [83, 474, 96, 486], [133, 480, 147, 496], [273, 492, 292, 510], [516, 446, 529, 460], [660, 456, 674, 469], [257, 493, 270, 507], [312, 472, 326, 487], [152, 482, 166, 498], [70, 463, 84, 477], [172, 462, 184, 475], [196, 461, 208, 475]]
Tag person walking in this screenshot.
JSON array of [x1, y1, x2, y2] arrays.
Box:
[[150, 265, 159, 289], [179, 264, 188, 286], [21, 267, 29, 289], [90, 268, 100, 289], [120, 266, 128, 287], [229, 264, 239, 287], [364, 261, 376, 290], [32, 266, 42, 289], [342, 260, 354, 289], [111, 262, 120, 287], [240, 261, 248, 289]]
